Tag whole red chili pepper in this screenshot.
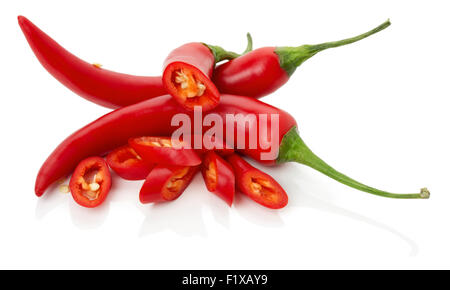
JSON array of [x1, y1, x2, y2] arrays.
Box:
[[128, 136, 201, 166], [213, 20, 390, 99], [139, 165, 199, 204], [201, 151, 235, 206], [227, 154, 288, 209], [19, 16, 253, 109], [106, 145, 153, 180], [69, 156, 112, 208], [35, 94, 429, 200], [18, 16, 166, 109], [162, 38, 251, 112]]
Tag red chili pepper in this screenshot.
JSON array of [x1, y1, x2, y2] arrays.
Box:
[[213, 20, 390, 99], [35, 94, 429, 200], [139, 165, 198, 204], [201, 151, 235, 206], [128, 136, 201, 166], [162, 37, 251, 111], [227, 154, 287, 209], [18, 16, 166, 109], [106, 145, 153, 180], [69, 156, 112, 208]]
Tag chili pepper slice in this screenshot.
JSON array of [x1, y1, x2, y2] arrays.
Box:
[[36, 94, 429, 200], [139, 165, 198, 204], [128, 136, 201, 166], [162, 38, 248, 111], [106, 145, 153, 180], [227, 154, 287, 209], [18, 16, 166, 109], [201, 152, 235, 206], [213, 20, 390, 99], [69, 156, 112, 208]]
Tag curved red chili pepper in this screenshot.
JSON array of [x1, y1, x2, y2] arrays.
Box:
[[106, 145, 153, 180], [69, 156, 112, 208], [128, 136, 201, 166], [213, 20, 391, 99], [201, 151, 235, 207], [139, 165, 199, 204], [227, 154, 287, 209], [18, 15, 166, 109], [35, 94, 429, 200]]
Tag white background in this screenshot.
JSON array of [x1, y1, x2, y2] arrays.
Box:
[[1, 0, 449, 269]]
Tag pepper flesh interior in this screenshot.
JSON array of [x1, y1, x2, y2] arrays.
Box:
[[249, 177, 280, 203], [147, 139, 172, 148], [116, 147, 142, 164], [164, 167, 190, 199], [205, 161, 217, 189], [77, 167, 103, 201], [173, 69, 206, 100], [139, 137, 188, 148]]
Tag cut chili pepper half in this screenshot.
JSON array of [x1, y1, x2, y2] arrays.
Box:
[[139, 165, 199, 204], [69, 156, 112, 208], [106, 145, 153, 180], [162, 43, 220, 111], [129, 136, 201, 166], [163, 62, 219, 111], [201, 152, 235, 207], [227, 154, 288, 209]]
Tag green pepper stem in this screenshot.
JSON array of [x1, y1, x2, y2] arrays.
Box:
[[308, 19, 391, 53], [277, 127, 430, 199], [204, 33, 254, 63], [242, 33, 253, 54], [275, 19, 391, 76]]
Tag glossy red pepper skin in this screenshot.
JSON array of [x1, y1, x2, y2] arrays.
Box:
[[128, 136, 201, 166], [227, 154, 288, 209], [106, 145, 153, 180], [213, 47, 289, 99], [201, 152, 235, 206], [139, 165, 199, 204], [162, 43, 220, 111], [18, 16, 166, 109], [35, 94, 295, 196], [69, 156, 112, 208]]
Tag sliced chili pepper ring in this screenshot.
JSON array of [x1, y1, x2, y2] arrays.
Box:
[[227, 154, 288, 209], [139, 165, 198, 204], [129, 136, 201, 166], [240, 171, 288, 209], [106, 145, 153, 180], [69, 156, 112, 208], [201, 152, 235, 206]]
